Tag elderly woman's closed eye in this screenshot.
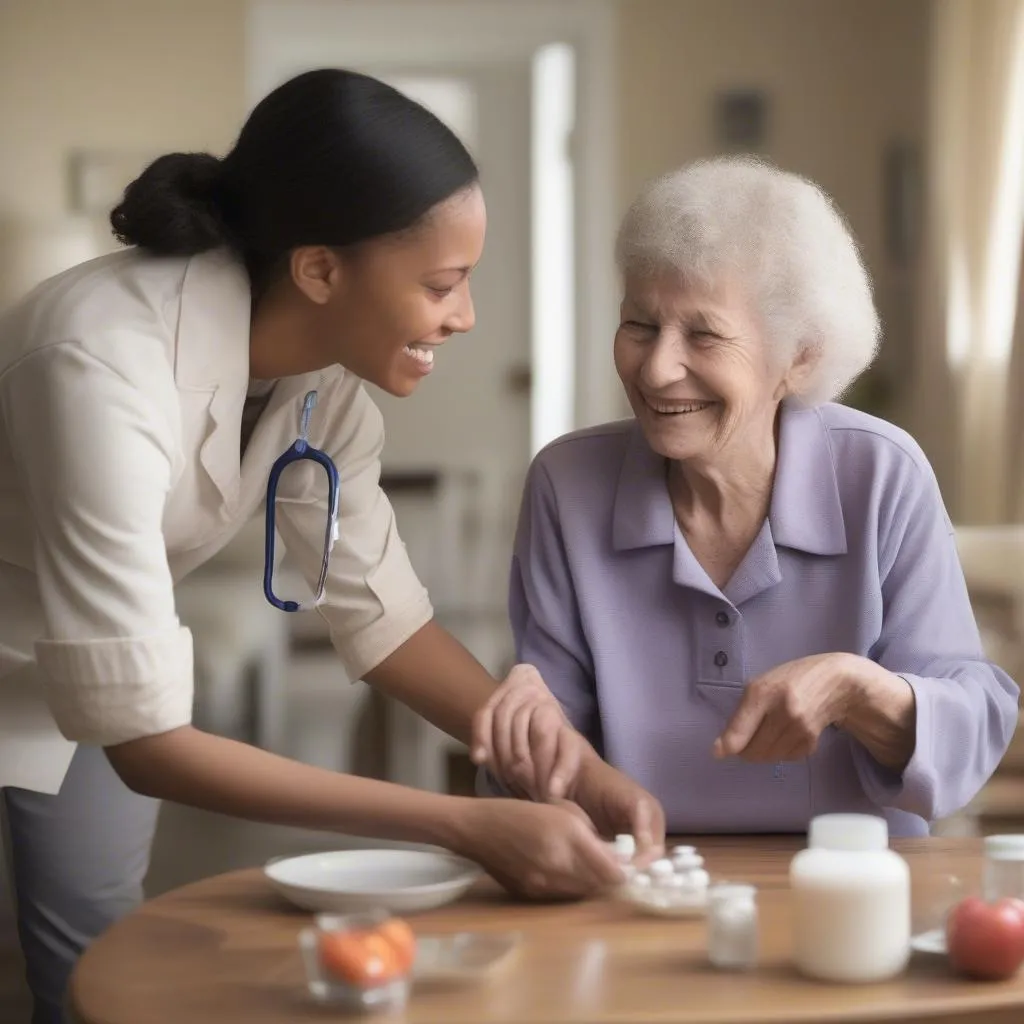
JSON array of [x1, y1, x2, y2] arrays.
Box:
[[476, 155, 1019, 838]]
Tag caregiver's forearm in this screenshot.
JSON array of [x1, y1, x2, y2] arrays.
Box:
[[841, 664, 917, 770], [105, 724, 471, 847], [362, 619, 498, 744]]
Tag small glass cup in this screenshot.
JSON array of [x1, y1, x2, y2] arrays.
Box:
[[909, 864, 966, 941], [298, 909, 412, 1014], [983, 835, 1024, 902]]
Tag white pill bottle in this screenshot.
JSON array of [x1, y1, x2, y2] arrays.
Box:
[[790, 813, 911, 983]]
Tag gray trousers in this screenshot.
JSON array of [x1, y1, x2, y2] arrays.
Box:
[[1, 745, 160, 1024]]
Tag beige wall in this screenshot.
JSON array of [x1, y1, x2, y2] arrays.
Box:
[[0, 0, 246, 224], [0, 0, 931, 423], [619, 0, 931, 426]]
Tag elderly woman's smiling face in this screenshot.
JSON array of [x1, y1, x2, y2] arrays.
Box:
[[614, 270, 800, 464]]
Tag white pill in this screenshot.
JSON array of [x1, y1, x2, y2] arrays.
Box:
[[672, 852, 705, 869], [649, 860, 675, 887], [632, 872, 652, 889], [679, 868, 711, 890], [671, 845, 696, 858], [614, 834, 637, 860]]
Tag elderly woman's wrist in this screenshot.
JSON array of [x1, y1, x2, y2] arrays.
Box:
[[838, 657, 916, 769]]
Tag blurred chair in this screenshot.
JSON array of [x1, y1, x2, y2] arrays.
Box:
[[953, 524, 1024, 833], [955, 524, 1024, 677], [376, 465, 514, 793]]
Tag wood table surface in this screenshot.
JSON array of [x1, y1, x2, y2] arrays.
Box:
[[68, 835, 1024, 1024]]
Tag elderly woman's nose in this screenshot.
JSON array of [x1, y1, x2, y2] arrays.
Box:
[[640, 332, 687, 387]]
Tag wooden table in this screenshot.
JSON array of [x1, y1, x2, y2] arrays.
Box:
[[69, 835, 1024, 1023]]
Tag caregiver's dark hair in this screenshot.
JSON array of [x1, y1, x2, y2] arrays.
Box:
[[109, 68, 480, 288]]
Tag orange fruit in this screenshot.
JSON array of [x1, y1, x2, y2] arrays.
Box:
[[319, 929, 401, 988], [377, 918, 417, 972], [319, 932, 372, 986], [359, 932, 403, 981]]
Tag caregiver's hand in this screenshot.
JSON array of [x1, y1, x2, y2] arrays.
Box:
[[454, 797, 625, 899], [569, 754, 666, 866]]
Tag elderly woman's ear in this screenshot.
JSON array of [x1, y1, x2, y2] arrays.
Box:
[[775, 343, 821, 401]]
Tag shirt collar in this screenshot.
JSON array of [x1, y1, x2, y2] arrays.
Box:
[[171, 249, 252, 510], [611, 401, 847, 557], [173, 248, 251, 391], [770, 402, 847, 556]]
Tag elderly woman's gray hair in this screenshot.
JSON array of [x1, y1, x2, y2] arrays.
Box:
[[615, 157, 880, 406]]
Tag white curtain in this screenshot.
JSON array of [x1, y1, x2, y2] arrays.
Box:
[[914, 0, 1024, 523]]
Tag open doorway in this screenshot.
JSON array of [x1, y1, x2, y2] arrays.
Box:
[[246, 0, 619, 791]]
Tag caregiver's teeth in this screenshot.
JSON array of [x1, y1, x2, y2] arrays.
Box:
[[404, 345, 434, 366]]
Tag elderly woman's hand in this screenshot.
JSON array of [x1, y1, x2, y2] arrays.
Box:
[[471, 664, 586, 801], [471, 664, 666, 859], [713, 652, 917, 767]]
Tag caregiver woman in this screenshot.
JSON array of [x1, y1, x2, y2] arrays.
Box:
[[0, 68, 660, 1024]]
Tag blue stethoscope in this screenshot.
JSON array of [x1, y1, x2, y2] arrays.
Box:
[[263, 390, 340, 612]]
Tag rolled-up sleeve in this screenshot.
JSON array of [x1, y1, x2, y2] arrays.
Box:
[[509, 458, 600, 745], [272, 378, 432, 681], [851, 461, 1019, 821], [0, 341, 193, 746]]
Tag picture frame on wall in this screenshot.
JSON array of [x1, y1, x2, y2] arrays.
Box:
[[714, 88, 769, 152], [66, 149, 155, 215]]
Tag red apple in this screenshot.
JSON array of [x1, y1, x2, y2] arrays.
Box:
[[945, 895, 1024, 980]]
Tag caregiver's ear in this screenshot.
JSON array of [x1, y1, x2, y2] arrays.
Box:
[[289, 246, 346, 305]]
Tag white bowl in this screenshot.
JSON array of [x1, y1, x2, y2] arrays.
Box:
[[264, 848, 482, 914]]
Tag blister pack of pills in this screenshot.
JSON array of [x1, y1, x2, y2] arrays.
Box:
[[609, 836, 712, 917]]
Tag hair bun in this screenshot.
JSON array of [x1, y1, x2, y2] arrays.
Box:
[[110, 152, 231, 256]]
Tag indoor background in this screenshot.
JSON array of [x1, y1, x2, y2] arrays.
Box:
[[1, 1, 1022, 1018]]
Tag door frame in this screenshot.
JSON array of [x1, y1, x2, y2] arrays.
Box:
[[246, 0, 622, 432]]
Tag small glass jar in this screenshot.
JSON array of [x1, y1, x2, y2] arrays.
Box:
[[298, 909, 412, 1014], [707, 883, 758, 970], [983, 835, 1024, 901]]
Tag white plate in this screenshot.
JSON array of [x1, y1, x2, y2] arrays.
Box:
[[911, 928, 947, 955], [265, 849, 482, 914]]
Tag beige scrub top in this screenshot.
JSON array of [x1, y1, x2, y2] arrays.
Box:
[[0, 248, 432, 793]]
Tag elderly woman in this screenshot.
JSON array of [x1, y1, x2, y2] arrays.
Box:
[[471, 156, 1019, 837]]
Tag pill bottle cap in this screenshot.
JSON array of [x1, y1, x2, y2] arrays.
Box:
[[807, 813, 888, 852], [709, 882, 756, 902], [984, 834, 1024, 860]]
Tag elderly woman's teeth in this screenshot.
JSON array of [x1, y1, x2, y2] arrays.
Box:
[[647, 399, 712, 414], [403, 344, 435, 366]]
